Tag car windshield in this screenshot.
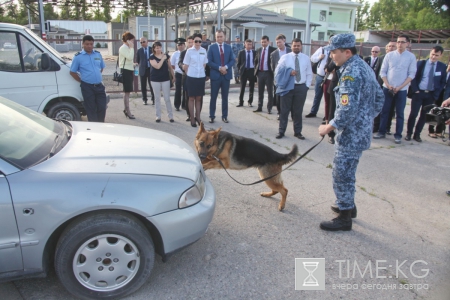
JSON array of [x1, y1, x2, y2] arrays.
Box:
[[0, 97, 61, 169], [24, 27, 69, 63]]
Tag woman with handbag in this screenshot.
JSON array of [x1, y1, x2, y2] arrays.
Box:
[[182, 33, 208, 127], [119, 31, 137, 119], [149, 41, 175, 123]]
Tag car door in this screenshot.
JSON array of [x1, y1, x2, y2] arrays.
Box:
[[0, 174, 23, 273], [0, 31, 57, 112]]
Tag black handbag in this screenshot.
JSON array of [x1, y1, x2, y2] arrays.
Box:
[[113, 58, 126, 85], [311, 48, 324, 75]]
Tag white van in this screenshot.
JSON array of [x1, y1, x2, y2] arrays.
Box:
[[0, 23, 93, 121]]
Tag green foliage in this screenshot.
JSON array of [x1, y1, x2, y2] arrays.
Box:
[[95, 42, 101, 48]]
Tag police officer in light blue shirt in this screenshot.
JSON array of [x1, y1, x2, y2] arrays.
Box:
[[70, 35, 107, 122], [318, 33, 385, 232]]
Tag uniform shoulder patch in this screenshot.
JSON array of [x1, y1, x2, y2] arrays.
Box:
[[342, 75, 354, 82], [340, 94, 349, 106], [74, 51, 81, 56]]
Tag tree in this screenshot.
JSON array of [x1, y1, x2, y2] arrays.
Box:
[[43, 3, 59, 20], [355, 0, 370, 31]]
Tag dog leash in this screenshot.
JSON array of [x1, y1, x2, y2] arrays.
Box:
[[212, 136, 324, 186]]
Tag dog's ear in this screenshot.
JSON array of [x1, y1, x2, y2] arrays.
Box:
[[212, 127, 222, 138], [195, 122, 205, 139]]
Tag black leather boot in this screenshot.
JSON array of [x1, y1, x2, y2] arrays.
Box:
[[330, 204, 357, 218], [320, 210, 353, 231]]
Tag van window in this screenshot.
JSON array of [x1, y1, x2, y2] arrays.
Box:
[[19, 35, 46, 72], [0, 32, 21, 72], [0, 32, 47, 72]]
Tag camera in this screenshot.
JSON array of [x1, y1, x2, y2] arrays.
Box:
[[424, 104, 450, 126]]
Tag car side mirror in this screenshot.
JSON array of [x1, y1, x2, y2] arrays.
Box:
[[40, 53, 50, 71]]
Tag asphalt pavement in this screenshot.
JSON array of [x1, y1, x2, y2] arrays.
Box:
[[1, 86, 449, 300]]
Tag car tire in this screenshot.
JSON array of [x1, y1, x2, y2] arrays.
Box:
[[55, 211, 155, 300], [47, 102, 81, 121]]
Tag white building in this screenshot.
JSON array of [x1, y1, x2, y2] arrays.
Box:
[[255, 0, 361, 41]]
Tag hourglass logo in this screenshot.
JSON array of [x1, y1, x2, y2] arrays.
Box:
[[295, 258, 325, 290]]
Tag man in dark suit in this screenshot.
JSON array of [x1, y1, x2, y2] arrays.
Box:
[[236, 39, 256, 107], [207, 29, 235, 123], [363, 46, 381, 78], [136, 37, 155, 105], [254, 35, 276, 114], [406, 45, 447, 142], [271, 34, 292, 119]]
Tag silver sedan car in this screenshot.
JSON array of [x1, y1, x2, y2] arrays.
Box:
[[0, 97, 215, 299]]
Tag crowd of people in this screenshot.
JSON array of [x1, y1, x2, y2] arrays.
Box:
[[70, 31, 449, 231], [71, 31, 450, 145]]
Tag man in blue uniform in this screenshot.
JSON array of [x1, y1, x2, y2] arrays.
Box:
[[70, 35, 107, 122], [318, 34, 385, 231]]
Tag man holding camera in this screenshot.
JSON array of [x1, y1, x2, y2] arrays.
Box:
[[373, 35, 417, 144], [405, 46, 447, 142]]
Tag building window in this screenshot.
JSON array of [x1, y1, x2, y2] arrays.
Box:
[[293, 30, 304, 40], [318, 32, 325, 41], [54, 35, 65, 44], [319, 10, 327, 22], [280, 8, 287, 15]]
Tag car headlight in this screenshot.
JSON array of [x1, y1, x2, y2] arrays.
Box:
[[179, 172, 206, 208]]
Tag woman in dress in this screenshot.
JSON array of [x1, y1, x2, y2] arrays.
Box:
[[149, 41, 175, 123], [118, 31, 136, 119]]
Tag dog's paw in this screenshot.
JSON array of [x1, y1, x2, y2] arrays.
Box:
[[278, 204, 285, 211], [260, 192, 271, 197]]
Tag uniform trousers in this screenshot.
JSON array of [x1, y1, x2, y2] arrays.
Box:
[[80, 81, 107, 122], [257, 71, 274, 111], [406, 91, 435, 137], [278, 84, 308, 135], [333, 149, 362, 210], [174, 72, 183, 109]]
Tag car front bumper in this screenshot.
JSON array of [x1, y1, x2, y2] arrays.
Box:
[[147, 176, 216, 256]]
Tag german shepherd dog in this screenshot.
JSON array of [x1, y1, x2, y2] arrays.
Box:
[[195, 122, 298, 211]]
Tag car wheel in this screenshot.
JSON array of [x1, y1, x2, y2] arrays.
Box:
[[55, 212, 155, 300], [47, 102, 81, 121]]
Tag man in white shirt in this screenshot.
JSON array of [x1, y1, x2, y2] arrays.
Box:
[[306, 37, 331, 118], [271, 34, 291, 119], [275, 38, 313, 140], [170, 38, 186, 111]]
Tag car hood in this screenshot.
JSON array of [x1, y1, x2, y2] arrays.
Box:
[[32, 122, 201, 181]]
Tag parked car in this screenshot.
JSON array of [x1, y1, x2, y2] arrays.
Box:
[[3, 42, 17, 49], [0, 96, 216, 299], [0, 22, 104, 121]]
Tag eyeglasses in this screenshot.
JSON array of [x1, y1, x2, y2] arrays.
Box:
[[194, 40, 202, 43], [396, 41, 407, 44], [140, 41, 147, 44], [371, 51, 379, 53]]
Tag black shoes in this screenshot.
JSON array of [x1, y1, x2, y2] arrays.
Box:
[[209, 118, 214, 123], [330, 204, 357, 218], [236, 103, 243, 107], [170, 119, 174, 123], [175, 108, 180, 111], [222, 117, 229, 123], [248, 102, 253, 107], [405, 134, 411, 141], [305, 113, 316, 118], [143, 100, 147, 105], [152, 100, 155, 106], [294, 133, 305, 140], [328, 136, 335, 144], [276, 133, 284, 139], [320, 210, 353, 231], [123, 110, 135, 119], [253, 109, 262, 112], [413, 135, 422, 142], [185, 117, 190, 122]]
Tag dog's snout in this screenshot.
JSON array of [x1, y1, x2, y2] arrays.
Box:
[[199, 153, 207, 160]]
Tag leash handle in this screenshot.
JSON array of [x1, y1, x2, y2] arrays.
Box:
[[212, 136, 324, 186]]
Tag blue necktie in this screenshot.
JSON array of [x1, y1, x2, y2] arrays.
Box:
[[427, 62, 435, 91], [246, 51, 250, 69]]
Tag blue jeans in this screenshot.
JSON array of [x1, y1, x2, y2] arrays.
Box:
[[310, 75, 324, 115], [379, 88, 407, 139]]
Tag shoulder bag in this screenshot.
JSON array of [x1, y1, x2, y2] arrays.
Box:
[[113, 58, 126, 85]]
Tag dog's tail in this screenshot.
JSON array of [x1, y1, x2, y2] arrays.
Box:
[[279, 144, 298, 165]]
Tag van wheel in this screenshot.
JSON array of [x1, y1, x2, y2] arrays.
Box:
[[55, 212, 155, 299], [47, 102, 81, 121]]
